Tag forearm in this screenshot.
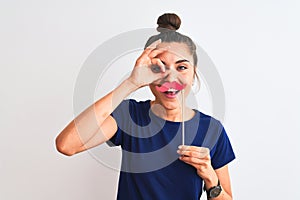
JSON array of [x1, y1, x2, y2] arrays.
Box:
[[67, 78, 135, 146], [56, 78, 138, 155], [203, 169, 232, 200], [93, 78, 138, 124]]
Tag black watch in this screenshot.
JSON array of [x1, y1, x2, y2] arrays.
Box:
[[205, 180, 222, 199]]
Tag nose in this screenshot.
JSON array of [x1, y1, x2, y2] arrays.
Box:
[[163, 68, 181, 83]]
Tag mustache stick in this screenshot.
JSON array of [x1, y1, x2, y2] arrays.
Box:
[[156, 81, 186, 145], [181, 89, 185, 146]]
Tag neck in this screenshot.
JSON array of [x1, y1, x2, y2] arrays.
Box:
[[150, 100, 194, 122]]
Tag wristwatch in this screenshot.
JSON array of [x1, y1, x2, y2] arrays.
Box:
[[205, 180, 222, 199]]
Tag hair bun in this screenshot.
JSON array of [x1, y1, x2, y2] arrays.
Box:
[[157, 13, 181, 33]]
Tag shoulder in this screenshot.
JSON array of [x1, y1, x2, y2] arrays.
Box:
[[194, 110, 226, 143], [113, 99, 151, 124], [120, 99, 151, 106], [194, 109, 223, 129], [115, 99, 151, 111]]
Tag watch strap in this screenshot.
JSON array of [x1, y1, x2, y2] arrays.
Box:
[[204, 179, 222, 199]]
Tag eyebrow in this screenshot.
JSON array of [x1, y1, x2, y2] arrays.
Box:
[[160, 59, 190, 65], [175, 59, 190, 64]]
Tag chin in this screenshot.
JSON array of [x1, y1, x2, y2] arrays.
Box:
[[154, 95, 182, 111]]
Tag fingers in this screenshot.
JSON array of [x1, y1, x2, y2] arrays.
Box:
[[177, 146, 211, 169], [148, 48, 167, 59], [144, 39, 169, 60], [136, 40, 167, 69], [178, 145, 210, 159], [179, 155, 203, 164], [149, 49, 168, 73], [151, 58, 165, 73], [139, 39, 162, 58], [147, 39, 161, 49], [177, 145, 214, 179]]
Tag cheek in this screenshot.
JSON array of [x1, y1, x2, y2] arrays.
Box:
[[181, 72, 195, 94], [183, 71, 195, 85], [149, 84, 158, 95]]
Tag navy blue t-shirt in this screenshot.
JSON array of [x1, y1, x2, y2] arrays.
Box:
[[109, 99, 235, 200]]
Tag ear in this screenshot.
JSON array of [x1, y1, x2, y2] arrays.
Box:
[[193, 65, 198, 80], [193, 67, 201, 92]]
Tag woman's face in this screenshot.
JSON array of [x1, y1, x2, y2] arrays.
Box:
[[149, 42, 195, 110]]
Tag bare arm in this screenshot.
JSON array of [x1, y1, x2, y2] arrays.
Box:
[[214, 165, 233, 199], [55, 79, 138, 156], [202, 165, 233, 200]]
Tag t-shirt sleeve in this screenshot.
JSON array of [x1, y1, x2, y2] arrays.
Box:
[[210, 123, 235, 169], [106, 100, 130, 147], [106, 117, 122, 146]]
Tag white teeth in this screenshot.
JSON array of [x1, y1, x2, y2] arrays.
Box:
[[167, 88, 177, 92]]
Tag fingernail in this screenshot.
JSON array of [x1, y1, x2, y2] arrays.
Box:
[[178, 145, 182, 149]]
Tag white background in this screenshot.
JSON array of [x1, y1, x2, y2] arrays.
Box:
[[1, 0, 300, 199]]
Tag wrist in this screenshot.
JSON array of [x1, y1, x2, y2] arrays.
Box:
[[204, 179, 223, 199], [110, 78, 139, 108], [124, 78, 140, 91], [126, 77, 143, 90], [203, 173, 219, 190]]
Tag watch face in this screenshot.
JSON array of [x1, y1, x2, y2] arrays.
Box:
[[209, 186, 222, 198]]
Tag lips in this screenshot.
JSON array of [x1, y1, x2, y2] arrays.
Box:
[[155, 81, 186, 93]]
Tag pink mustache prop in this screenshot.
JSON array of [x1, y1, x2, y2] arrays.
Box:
[[155, 81, 186, 92]]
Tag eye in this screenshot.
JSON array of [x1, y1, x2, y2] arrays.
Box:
[[177, 65, 187, 71]]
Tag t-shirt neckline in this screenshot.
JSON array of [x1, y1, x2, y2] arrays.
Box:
[[146, 100, 199, 124]]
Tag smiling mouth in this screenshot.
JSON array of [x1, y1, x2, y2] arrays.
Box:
[[163, 88, 180, 95]]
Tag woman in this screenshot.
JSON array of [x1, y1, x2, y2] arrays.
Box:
[[56, 13, 235, 200]]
